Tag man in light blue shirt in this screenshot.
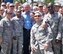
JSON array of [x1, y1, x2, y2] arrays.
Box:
[[22, 2, 32, 54]]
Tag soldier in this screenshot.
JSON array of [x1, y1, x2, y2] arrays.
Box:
[[0, 10, 13, 54], [56, 6, 63, 54], [11, 10, 23, 54], [30, 11, 54, 54], [42, 2, 61, 54]]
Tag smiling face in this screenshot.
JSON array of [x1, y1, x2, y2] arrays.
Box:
[[34, 12, 41, 23], [6, 10, 13, 19], [23, 3, 30, 12], [43, 5, 48, 14]]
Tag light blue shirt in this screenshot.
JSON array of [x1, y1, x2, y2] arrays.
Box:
[[22, 11, 32, 29]]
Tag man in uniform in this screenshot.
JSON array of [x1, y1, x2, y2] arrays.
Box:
[[0, 10, 13, 54], [56, 5, 63, 54], [42, 2, 61, 54], [11, 10, 23, 54]]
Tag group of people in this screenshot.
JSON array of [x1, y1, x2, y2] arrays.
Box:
[[0, 1, 62, 54]]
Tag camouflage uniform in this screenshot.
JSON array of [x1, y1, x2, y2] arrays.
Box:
[[11, 16, 23, 54], [30, 22, 54, 54], [56, 15, 63, 54], [43, 12, 61, 54], [0, 17, 13, 54]]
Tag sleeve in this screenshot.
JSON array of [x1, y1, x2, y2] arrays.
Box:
[[46, 24, 53, 43], [0, 20, 4, 37], [30, 28, 36, 47], [11, 20, 16, 37], [56, 17, 62, 40]]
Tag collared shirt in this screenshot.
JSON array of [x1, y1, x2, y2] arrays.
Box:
[[22, 11, 32, 29]]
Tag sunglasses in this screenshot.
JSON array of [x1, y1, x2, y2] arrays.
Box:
[[35, 15, 41, 17], [7, 13, 12, 15], [2, 5, 6, 6], [10, 6, 14, 7]]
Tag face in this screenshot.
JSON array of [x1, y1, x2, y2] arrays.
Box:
[[18, 6, 22, 11], [34, 14, 41, 23], [24, 4, 30, 12], [6, 3, 10, 9], [33, 7, 38, 12], [58, 8, 62, 14], [0, 9, 4, 15], [16, 10, 21, 16], [61, 8, 63, 14], [38, 6, 43, 12], [30, 12, 35, 20], [43, 6, 48, 14], [1, 5, 6, 9], [15, 1, 20, 7], [9, 5, 14, 10], [6, 12, 12, 19], [54, 6, 60, 12]]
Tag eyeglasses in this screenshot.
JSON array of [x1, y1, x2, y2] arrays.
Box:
[[10, 6, 14, 7], [7, 13, 12, 15], [35, 15, 41, 17], [2, 5, 6, 6]]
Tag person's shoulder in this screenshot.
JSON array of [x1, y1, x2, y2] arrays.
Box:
[[0, 17, 6, 22], [0, 17, 6, 26], [31, 24, 37, 30], [11, 16, 18, 21]]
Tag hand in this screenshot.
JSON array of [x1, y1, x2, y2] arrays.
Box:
[[31, 47, 37, 52], [41, 22, 46, 29], [55, 39, 62, 44], [13, 36, 16, 40], [31, 46, 37, 52], [44, 43, 48, 51]]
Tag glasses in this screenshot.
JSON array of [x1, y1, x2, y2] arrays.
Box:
[[7, 13, 12, 15], [35, 15, 41, 17], [10, 6, 14, 7], [2, 5, 6, 6]]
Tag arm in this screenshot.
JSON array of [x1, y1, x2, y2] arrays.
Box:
[[0, 20, 4, 45], [30, 28, 37, 52], [46, 24, 53, 43], [56, 17, 62, 40]]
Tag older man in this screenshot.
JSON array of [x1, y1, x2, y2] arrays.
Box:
[[22, 2, 33, 54]]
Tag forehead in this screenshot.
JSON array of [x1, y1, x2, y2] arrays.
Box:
[[16, 10, 21, 13], [35, 13, 40, 16], [54, 5, 60, 7]]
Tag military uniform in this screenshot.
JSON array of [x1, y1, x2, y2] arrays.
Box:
[[42, 12, 61, 54], [56, 15, 63, 54], [11, 16, 23, 54], [0, 17, 13, 54], [30, 22, 54, 54]]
